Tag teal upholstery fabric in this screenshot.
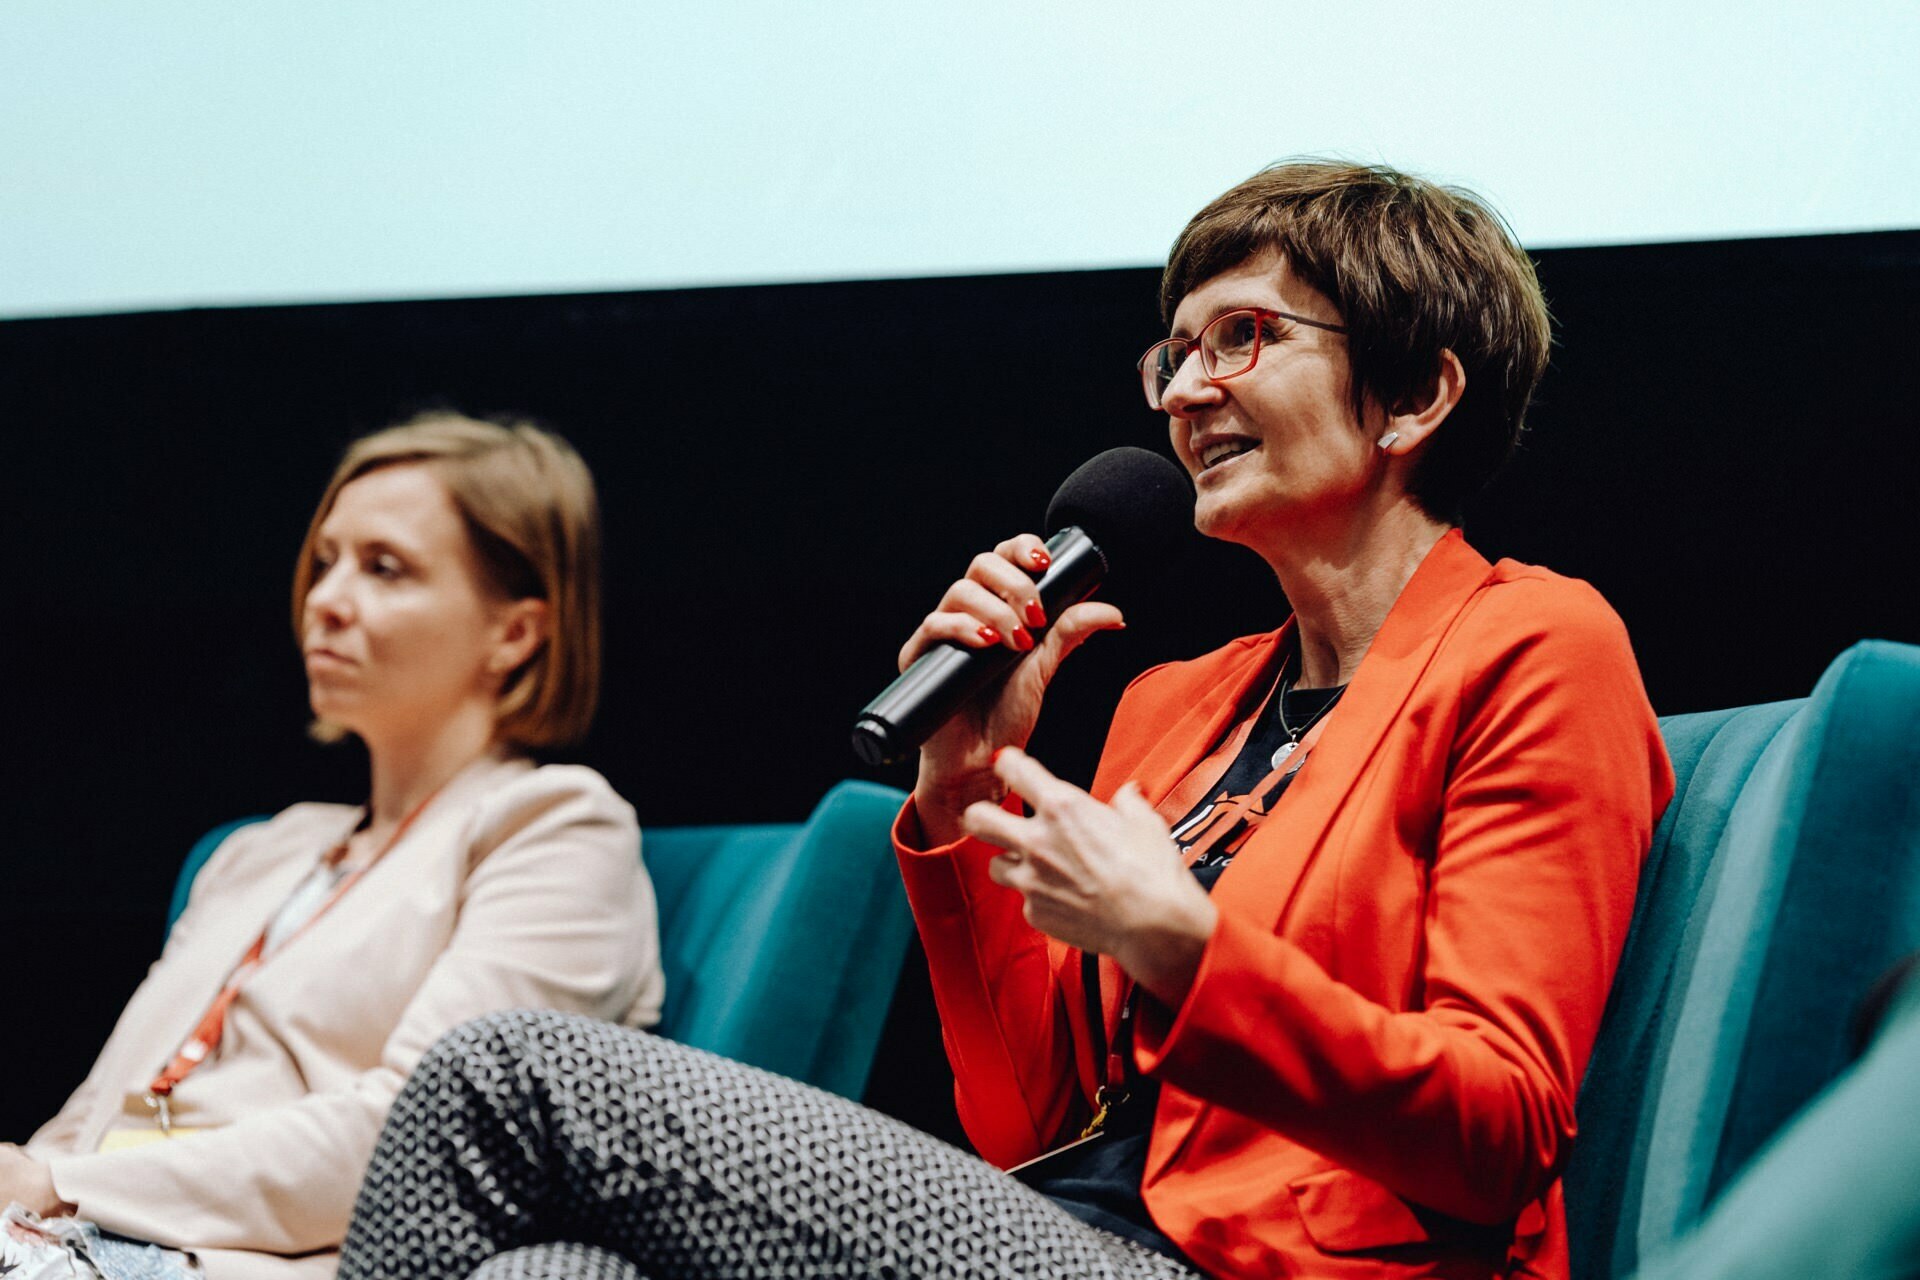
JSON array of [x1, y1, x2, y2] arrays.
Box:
[[1567, 641, 1920, 1279], [1564, 699, 1801, 1279], [1711, 642, 1920, 1187], [644, 779, 913, 1099], [1629, 969, 1920, 1280], [167, 780, 913, 1101]]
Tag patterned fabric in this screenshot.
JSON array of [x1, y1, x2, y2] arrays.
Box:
[[338, 1010, 1200, 1280], [0, 1204, 202, 1280], [88, 1234, 204, 1280], [469, 1242, 646, 1279]]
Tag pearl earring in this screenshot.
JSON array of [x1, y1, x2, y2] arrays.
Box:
[[1378, 432, 1400, 451]]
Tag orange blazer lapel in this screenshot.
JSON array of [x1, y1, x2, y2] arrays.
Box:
[[1069, 533, 1497, 1088], [1096, 625, 1292, 811], [1208, 531, 1497, 932]]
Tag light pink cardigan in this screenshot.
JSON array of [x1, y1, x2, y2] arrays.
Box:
[[28, 753, 663, 1279]]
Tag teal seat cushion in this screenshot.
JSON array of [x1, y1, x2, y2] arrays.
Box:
[[1568, 641, 1920, 1278]]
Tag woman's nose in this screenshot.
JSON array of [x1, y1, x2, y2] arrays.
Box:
[[305, 565, 354, 629], [1158, 350, 1225, 418]]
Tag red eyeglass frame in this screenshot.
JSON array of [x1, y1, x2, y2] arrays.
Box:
[[1137, 306, 1350, 410]]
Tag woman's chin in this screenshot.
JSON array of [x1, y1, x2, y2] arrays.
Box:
[[307, 690, 363, 734], [1193, 496, 1256, 546]]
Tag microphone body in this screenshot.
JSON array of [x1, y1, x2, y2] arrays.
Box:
[[851, 526, 1104, 766]]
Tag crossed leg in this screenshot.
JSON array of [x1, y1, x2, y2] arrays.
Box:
[[337, 1011, 1197, 1280]]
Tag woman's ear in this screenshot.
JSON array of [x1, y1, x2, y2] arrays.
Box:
[[487, 598, 550, 680], [1380, 349, 1466, 456]]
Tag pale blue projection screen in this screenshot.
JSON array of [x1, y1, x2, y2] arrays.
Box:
[[2, 0, 1915, 319]]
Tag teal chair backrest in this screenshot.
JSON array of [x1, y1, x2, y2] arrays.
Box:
[[1567, 640, 1920, 1278], [642, 779, 913, 1099], [168, 779, 913, 1101]]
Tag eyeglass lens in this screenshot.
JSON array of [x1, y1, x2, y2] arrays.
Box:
[[1143, 309, 1265, 409]]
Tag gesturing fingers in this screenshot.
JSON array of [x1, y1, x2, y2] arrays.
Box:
[[989, 745, 1081, 812], [962, 794, 1030, 853], [985, 847, 1028, 890], [963, 749, 1121, 897], [1109, 780, 1170, 834]]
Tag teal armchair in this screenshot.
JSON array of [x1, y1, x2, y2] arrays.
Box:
[[1626, 964, 1920, 1279], [1566, 641, 1920, 1278]]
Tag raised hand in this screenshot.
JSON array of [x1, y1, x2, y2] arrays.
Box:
[[963, 747, 1216, 1008]]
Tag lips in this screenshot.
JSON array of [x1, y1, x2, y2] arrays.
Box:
[[305, 648, 356, 669], [1196, 436, 1259, 471]]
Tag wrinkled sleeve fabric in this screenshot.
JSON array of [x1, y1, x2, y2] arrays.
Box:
[[893, 796, 1081, 1168], [45, 770, 659, 1255], [1134, 577, 1671, 1223], [889, 660, 1189, 1168]]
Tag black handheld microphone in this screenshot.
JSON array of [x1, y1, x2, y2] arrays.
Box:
[[850, 447, 1193, 766]]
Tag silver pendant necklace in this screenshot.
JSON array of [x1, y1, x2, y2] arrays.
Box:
[[1271, 669, 1345, 769]]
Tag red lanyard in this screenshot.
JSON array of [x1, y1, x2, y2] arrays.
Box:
[[1081, 697, 1333, 1132], [144, 790, 440, 1132]]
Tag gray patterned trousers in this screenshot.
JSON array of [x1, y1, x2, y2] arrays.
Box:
[[337, 1010, 1200, 1280]]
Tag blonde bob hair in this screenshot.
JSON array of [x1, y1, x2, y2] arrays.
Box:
[[292, 412, 603, 751]]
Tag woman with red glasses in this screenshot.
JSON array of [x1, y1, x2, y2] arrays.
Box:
[[887, 161, 1672, 1278], [336, 163, 1671, 1280]]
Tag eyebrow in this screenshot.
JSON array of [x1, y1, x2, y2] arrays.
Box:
[[1175, 304, 1348, 340], [1172, 300, 1271, 339], [313, 529, 421, 562]]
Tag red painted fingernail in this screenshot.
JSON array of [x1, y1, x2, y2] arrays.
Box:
[[1024, 600, 1047, 628], [977, 625, 1000, 644], [1010, 624, 1034, 651], [1030, 548, 1051, 570]]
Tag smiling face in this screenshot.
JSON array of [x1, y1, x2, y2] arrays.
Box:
[[301, 463, 525, 746], [1162, 250, 1388, 551]]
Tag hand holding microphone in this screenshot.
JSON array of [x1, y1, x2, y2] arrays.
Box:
[[852, 447, 1194, 840], [894, 530, 1125, 834]]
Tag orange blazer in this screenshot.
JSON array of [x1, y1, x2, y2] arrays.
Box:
[[894, 531, 1674, 1279]]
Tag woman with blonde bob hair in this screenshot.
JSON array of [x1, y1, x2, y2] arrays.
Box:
[[2, 413, 663, 1280]]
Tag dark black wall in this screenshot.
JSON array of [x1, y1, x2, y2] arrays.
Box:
[[5, 230, 1917, 1141]]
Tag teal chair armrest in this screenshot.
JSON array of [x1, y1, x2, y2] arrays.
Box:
[[1629, 967, 1920, 1280], [1569, 639, 1920, 1278]]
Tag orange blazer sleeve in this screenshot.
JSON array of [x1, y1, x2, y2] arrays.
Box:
[[893, 796, 1086, 1168]]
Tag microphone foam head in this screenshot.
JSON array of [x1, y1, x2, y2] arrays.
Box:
[[1044, 447, 1195, 594]]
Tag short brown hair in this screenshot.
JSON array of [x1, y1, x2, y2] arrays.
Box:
[[1162, 160, 1552, 523], [292, 412, 603, 751]]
